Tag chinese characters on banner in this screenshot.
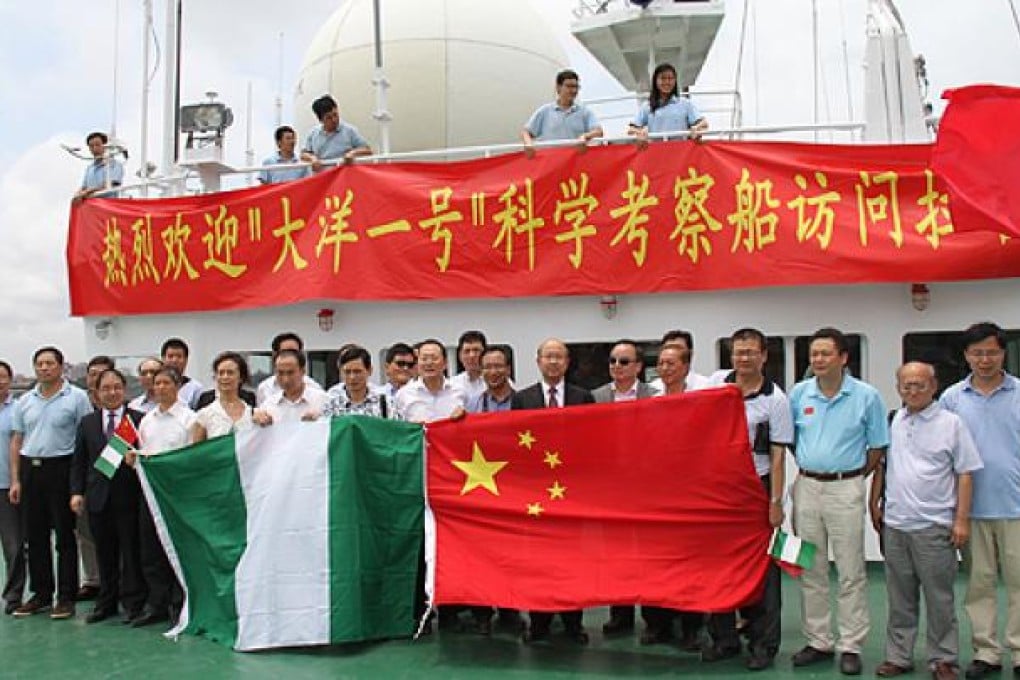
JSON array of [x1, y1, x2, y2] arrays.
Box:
[[68, 140, 1020, 316]]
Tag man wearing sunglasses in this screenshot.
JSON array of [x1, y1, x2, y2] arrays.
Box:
[[380, 343, 417, 402], [592, 340, 657, 641]]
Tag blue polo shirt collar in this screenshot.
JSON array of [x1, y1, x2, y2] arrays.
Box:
[[32, 380, 71, 400], [804, 374, 853, 400], [961, 371, 1013, 396]]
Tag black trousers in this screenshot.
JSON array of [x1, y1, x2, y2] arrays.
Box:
[[708, 473, 782, 656], [0, 491, 26, 605], [138, 495, 179, 613], [21, 456, 78, 603], [90, 481, 145, 614]]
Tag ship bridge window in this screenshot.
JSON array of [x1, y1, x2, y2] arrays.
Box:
[[716, 336, 787, 391], [903, 329, 1020, 397], [565, 341, 659, 392], [793, 333, 864, 381]]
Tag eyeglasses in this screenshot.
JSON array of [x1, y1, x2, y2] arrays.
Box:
[[482, 364, 507, 371], [897, 382, 930, 392], [608, 357, 634, 366], [393, 360, 416, 369], [732, 350, 762, 359], [966, 349, 1004, 359]]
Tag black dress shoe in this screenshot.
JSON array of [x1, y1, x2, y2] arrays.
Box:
[[601, 616, 634, 636], [746, 653, 774, 671], [75, 585, 100, 601], [840, 652, 863, 676], [4, 601, 20, 615], [131, 609, 169, 628], [965, 661, 1002, 679], [678, 632, 704, 652], [792, 645, 835, 667], [122, 609, 144, 625], [86, 609, 116, 624]]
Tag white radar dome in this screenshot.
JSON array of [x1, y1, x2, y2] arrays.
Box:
[[294, 0, 569, 154]]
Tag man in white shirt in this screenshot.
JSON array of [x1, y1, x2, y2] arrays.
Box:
[[871, 362, 982, 680], [133, 366, 195, 627], [379, 343, 416, 402], [450, 331, 487, 402], [394, 339, 466, 423], [648, 329, 710, 393], [253, 350, 327, 425], [255, 332, 323, 407]]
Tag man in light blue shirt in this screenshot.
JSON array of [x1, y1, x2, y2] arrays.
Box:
[[788, 327, 889, 676], [258, 125, 311, 185], [939, 322, 1020, 680], [9, 347, 92, 619], [300, 94, 372, 171], [73, 131, 124, 201], [0, 360, 25, 614], [521, 69, 603, 157]]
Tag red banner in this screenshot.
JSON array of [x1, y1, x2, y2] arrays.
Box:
[[68, 140, 1020, 316], [426, 387, 770, 612]]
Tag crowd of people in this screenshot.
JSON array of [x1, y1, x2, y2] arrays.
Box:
[[0, 322, 1017, 680]]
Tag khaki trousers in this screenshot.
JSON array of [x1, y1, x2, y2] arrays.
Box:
[[966, 519, 1020, 665], [792, 474, 869, 654]]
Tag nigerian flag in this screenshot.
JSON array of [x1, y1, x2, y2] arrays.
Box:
[[137, 417, 424, 652]]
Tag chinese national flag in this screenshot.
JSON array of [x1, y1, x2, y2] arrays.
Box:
[[425, 386, 770, 613], [114, 414, 139, 446], [932, 84, 1020, 237]]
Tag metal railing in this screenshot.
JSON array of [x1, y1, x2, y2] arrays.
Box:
[[99, 120, 866, 200]]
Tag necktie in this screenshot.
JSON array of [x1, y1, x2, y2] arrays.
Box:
[[106, 411, 117, 440], [548, 386, 559, 408]]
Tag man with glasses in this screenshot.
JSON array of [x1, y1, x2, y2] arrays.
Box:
[[380, 343, 417, 402], [788, 327, 889, 676], [940, 322, 1020, 680], [704, 328, 792, 670], [592, 340, 656, 640], [521, 69, 603, 158], [128, 358, 163, 414], [871, 362, 981, 680]]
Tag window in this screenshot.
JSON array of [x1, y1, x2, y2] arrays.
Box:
[[793, 333, 864, 381], [716, 336, 787, 391], [903, 329, 1020, 396], [565, 341, 658, 391]]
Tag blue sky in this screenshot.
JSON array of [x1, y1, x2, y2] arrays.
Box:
[[0, 0, 1018, 371]]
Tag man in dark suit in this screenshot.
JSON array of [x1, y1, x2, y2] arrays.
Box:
[[511, 338, 594, 645], [70, 368, 146, 624], [591, 340, 667, 643]]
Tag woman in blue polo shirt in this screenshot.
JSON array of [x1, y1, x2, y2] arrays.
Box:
[[629, 63, 708, 143]]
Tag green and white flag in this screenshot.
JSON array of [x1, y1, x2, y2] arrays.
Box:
[[94, 435, 130, 479], [768, 529, 816, 576], [138, 417, 424, 652]]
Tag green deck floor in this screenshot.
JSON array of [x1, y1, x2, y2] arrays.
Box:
[[0, 566, 1008, 679]]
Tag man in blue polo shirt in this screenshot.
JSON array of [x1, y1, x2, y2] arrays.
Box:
[[0, 360, 25, 615], [73, 131, 124, 201], [258, 125, 311, 185], [8, 347, 92, 620], [788, 327, 889, 676], [300, 94, 372, 172], [521, 69, 603, 157], [940, 322, 1020, 680]]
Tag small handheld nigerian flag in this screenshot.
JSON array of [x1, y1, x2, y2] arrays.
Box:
[[95, 435, 131, 479], [769, 529, 816, 577]]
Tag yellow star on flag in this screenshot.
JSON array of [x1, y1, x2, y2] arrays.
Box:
[[518, 430, 537, 450], [527, 502, 544, 517], [543, 451, 562, 469], [452, 442, 508, 496], [547, 481, 566, 500]]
